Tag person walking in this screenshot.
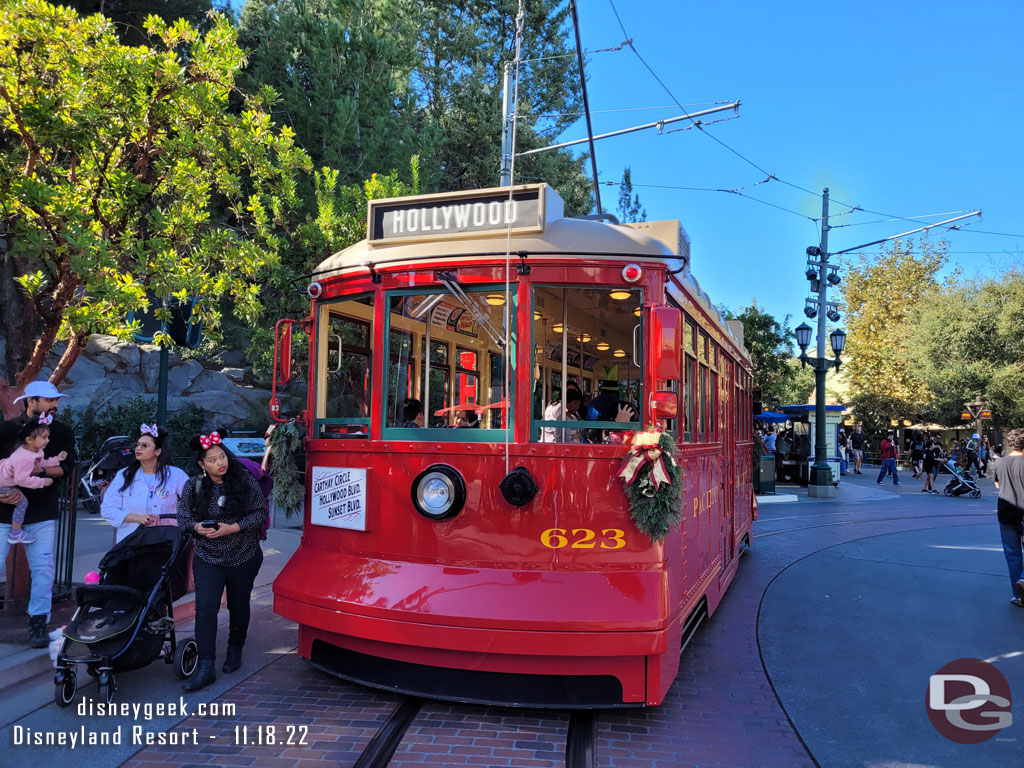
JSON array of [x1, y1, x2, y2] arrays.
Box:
[[0, 381, 76, 647], [966, 433, 981, 478], [910, 431, 925, 479], [876, 431, 901, 486], [992, 428, 1024, 607], [850, 424, 866, 474], [977, 435, 990, 478], [177, 431, 266, 691], [101, 425, 189, 543], [921, 438, 942, 494]]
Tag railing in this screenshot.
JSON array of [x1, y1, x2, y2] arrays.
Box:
[[52, 470, 78, 600]]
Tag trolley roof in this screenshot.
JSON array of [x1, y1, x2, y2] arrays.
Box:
[[313, 184, 746, 359]]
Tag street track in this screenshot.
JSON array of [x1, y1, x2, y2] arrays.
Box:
[[753, 510, 990, 538], [349, 695, 598, 768]]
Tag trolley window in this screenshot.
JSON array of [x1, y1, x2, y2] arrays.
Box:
[[532, 286, 642, 443], [382, 286, 515, 440], [315, 294, 375, 439]]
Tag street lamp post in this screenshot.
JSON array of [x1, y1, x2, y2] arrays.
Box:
[[795, 322, 846, 498]]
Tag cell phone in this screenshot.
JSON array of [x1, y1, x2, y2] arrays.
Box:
[[200, 519, 221, 530]]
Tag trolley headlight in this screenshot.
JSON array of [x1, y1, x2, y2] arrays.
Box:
[[411, 465, 466, 520]]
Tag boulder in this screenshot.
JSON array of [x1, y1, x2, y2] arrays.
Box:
[[85, 335, 136, 373], [222, 367, 245, 382], [65, 355, 106, 385], [180, 391, 251, 424], [167, 359, 203, 391], [61, 380, 108, 415], [188, 370, 238, 394], [94, 375, 144, 411], [140, 348, 161, 393]]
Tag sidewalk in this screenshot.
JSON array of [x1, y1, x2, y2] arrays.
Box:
[[757, 461, 996, 505], [0, 514, 301, 693]]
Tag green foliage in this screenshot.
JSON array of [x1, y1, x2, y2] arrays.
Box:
[[620, 431, 683, 542], [267, 422, 303, 517], [839, 239, 947, 423], [780, 358, 816, 406], [63, 0, 218, 45], [722, 302, 797, 409], [616, 168, 646, 223], [906, 270, 1024, 429], [0, 1, 312, 384]]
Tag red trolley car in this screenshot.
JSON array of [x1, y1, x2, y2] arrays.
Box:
[[272, 184, 756, 707]]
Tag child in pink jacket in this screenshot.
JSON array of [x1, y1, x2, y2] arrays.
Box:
[[0, 416, 67, 544]]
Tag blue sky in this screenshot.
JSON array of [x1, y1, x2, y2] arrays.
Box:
[[536, 0, 1024, 329]]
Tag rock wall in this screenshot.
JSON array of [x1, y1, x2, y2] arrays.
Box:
[[39, 335, 303, 429]]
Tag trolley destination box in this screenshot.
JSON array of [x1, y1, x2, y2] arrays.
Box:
[[367, 184, 555, 244]]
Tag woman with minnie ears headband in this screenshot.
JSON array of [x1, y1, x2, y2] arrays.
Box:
[[100, 424, 189, 543], [176, 429, 266, 692]]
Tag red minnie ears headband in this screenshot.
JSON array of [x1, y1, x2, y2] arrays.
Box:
[[198, 432, 222, 450]]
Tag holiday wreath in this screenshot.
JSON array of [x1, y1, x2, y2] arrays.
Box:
[[618, 428, 684, 541]]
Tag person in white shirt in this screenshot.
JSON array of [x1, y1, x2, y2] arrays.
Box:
[[541, 389, 583, 443], [101, 424, 189, 543]]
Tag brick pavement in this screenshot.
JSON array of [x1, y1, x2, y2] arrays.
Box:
[[127, 500, 984, 768]]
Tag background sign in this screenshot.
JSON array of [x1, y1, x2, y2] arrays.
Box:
[[310, 466, 367, 531]]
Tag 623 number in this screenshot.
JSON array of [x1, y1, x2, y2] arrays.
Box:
[[541, 528, 625, 550]]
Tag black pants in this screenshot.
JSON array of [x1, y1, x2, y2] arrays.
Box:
[[193, 550, 263, 662]]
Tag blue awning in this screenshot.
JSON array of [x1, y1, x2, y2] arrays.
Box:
[[756, 410, 790, 424]]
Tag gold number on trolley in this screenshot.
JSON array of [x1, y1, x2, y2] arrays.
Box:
[[541, 528, 626, 550], [541, 528, 568, 549], [600, 529, 626, 549], [570, 529, 596, 548]]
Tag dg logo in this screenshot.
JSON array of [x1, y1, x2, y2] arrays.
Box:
[[927, 658, 1013, 744]]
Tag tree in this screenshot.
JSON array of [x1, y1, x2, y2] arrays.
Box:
[[907, 270, 1024, 429], [616, 167, 646, 223], [236, 0, 424, 190], [0, 1, 311, 387], [62, 0, 218, 44], [839, 239, 947, 426], [722, 302, 797, 409], [414, 0, 591, 212], [780, 358, 815, 406]]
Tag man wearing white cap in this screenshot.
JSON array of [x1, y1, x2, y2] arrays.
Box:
[[966, 433, 981, 479], [0, 381, 76, 648]]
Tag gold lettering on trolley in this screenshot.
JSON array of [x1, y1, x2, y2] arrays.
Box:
[[541, 528, 626, 550]]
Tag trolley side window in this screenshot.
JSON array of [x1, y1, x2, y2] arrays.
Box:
[[382, 287, 514, 440], [316, 294, 375, 439], [532, 286, 642, 443], [683, 317, 696, 442]]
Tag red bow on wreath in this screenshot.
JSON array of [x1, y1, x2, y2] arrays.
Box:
[[199, 431, 222, 450], [618, 429, 673, 490]]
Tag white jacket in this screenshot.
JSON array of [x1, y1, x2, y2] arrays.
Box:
[[100, 465, 190, 543]]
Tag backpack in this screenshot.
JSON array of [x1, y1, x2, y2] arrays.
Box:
[[236, 457, 275, 541]]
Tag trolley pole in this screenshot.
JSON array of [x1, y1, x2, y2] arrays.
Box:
[[499, 62, 514, 187]]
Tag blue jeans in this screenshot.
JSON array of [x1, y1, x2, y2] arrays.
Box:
[[877, 458, 899, 484], [0, 520, 56, 618], [999, 523, 1023, 598]]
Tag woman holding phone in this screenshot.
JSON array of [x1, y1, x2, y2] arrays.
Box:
[[177, 431, 266, 692]]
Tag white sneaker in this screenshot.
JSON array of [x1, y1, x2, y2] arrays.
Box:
[[6, 529, 37, 544]]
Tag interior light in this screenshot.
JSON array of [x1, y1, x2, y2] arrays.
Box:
[[609, 289, 632, 301], [552, 323, 564, 334], [576, 333, 591, 343], [485, 294, 505, 306], [633, 307, 641, 317], [613, 349, 626, 358], [596, 341, 610, 351], [533, 311, 542, 320]]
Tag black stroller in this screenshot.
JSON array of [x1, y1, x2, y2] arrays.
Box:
[[54, 525, 198, 705], [78, 435, 135, 514]]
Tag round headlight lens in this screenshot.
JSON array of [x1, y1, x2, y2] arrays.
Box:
[[412, 465, 466, 520]]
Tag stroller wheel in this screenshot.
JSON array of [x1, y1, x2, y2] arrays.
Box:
[[55, 670, 77, 707], [970, 489, 982, 499], [943, 484, 955, 497], [81, 497, 100, 515], [174, 637, 199, 679], [96, 671, 116, 704]]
